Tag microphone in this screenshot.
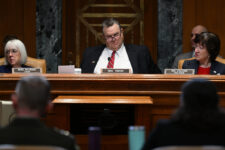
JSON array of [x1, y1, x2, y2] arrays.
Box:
[[108, 57, 111, 61]]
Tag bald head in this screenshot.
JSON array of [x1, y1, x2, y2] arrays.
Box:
[[191, 25, 208, 48], [192, 25, 208, 34]]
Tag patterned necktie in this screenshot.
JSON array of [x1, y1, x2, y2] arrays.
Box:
[[107, 51, 116, 68]]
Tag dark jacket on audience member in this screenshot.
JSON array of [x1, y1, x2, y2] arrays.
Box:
[[182, 59, 225, 75], [141, 119, 225, 150], [0, 118, 77, 150]]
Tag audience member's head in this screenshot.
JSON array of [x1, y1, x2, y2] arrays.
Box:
[[12, 76, 51, 117], [191, 25, 208, 49], [4, 39, 27, 67], [102, 18, 124, 51], [194, 32, 220, 62], [172, 78, 225, 130], [181, 78, 219, 110]]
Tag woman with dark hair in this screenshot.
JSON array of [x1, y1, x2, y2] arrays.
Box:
[[182, 32, 225, 74], [141, 78, 225, 150]]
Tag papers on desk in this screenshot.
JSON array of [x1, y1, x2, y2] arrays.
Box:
[[58, 65, 81, 74], [58, 65, 75, 74]]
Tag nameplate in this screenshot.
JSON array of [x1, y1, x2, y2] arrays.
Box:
[[101, 69, 131, 74], [58, 65, 75, 74], [164, 69, 195, 75], [12, 68, 42, 73]]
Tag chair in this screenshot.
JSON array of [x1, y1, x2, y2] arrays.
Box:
[[215, 57, 225, 64], [0, 57, 46, 73], [178, 57, 195, 69], [0, 145, 66, 150], [153, 146, 225, 150], [0, 101, 15, 127], [178, 57, 225, 69]]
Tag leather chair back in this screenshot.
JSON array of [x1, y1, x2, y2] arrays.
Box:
[[0, 57, 46, 73]]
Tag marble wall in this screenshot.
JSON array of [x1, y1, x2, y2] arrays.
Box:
[[157, 0, 183, 71], [36, 0, 62, 73]]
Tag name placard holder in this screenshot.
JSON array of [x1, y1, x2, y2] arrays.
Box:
[[12, 68, 42, 74], [164, 69, 195, 75], [101, 69, 131, 74]]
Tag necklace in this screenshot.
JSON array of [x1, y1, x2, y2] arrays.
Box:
[[200, 62, 211, 68]]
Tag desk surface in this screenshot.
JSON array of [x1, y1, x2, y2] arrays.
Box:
[[1, 73, 225, 95], [1, 74, 225, 105], [54, 95, 153, 104], [1, 73, 225, 80]]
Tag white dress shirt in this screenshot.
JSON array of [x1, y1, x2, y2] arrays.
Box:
[[94, 44, 133, 74]]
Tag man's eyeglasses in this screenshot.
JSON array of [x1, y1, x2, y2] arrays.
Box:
[[105, 32, 121, 41]]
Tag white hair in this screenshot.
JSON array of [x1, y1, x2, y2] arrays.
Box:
[[4, 39, 27, 65]]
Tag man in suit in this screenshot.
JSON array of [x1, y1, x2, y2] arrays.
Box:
[[172, 25, 208, 68], [81, 18, 161, 74], [0, 76, 77, 150]]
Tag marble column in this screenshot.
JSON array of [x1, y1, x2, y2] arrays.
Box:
[[36, 0, 62, 73], [157, 0, 183, 72]]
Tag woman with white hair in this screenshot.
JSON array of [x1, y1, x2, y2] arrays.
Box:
[[0, 39, 31, 73]]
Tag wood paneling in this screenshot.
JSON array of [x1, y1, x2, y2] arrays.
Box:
[[183, 0, 225, 57], [0, 0, 36, 58], [144, 0, 158, 62]]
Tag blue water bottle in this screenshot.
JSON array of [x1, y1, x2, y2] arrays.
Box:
[[128, 126, 145, 150]]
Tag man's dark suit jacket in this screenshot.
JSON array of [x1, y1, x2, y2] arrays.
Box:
[[142, 119, 225, 150], [182, 59, 225, 75], [81, 44, 161, 74], [0, 118, 77, 150]]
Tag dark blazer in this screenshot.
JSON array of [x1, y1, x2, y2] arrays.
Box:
[[81, 44, 161, 74], [0, 64, 31, 73], [142, 119, 225, 150], [182, 59, 225, 75], [0, 118, 77, 150]]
